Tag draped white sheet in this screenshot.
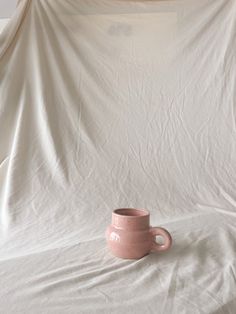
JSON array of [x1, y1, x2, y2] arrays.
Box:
[[0, 19, 9, 33], [0, 0, 236, 313]]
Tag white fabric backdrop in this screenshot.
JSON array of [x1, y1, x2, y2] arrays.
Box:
[[0, 0, 236, 313], [0, 19, 9, 32]]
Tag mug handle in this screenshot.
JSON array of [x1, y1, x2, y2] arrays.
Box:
[[150, 227, 172, 252]]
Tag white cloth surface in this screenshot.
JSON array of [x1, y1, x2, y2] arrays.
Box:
[[0, 19, 9, 33], [0, 0, 236, 313]]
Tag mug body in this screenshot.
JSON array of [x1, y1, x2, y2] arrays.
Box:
[[106, 208, 152, 259]]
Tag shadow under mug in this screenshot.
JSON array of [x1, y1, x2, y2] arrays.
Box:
[[106, 208, 172, 259]]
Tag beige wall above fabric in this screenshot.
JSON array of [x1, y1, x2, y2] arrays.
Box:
[[0, 0, 17, 18]]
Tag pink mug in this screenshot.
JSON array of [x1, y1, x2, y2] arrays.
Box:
[[106, 208, 172, 259]]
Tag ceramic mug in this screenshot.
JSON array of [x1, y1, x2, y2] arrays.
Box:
[[106, 208, 172, 259]]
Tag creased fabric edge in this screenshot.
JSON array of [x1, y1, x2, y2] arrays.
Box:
[[0, 0, 31, 62]]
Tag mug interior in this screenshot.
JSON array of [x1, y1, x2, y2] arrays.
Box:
[[114, 208, 149, 217]]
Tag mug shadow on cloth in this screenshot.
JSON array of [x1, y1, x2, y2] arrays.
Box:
[[146, 239, 191, 264]]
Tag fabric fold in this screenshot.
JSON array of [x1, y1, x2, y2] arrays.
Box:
[[0, 0, 31, 61]]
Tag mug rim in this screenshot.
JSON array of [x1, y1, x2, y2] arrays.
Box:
[[113, 208, 150, 218]]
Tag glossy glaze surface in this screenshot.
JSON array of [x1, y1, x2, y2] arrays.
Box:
[[106, 208, 172, 259]]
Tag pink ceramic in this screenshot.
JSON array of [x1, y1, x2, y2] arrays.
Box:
[[106, 208, 172, 259]]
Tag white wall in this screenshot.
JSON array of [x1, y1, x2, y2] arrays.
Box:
[[0, 0, 17, 18], [0, 0, 16, 31]]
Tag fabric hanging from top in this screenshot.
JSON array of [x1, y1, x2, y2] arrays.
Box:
[[0, 0, 236, 313]]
